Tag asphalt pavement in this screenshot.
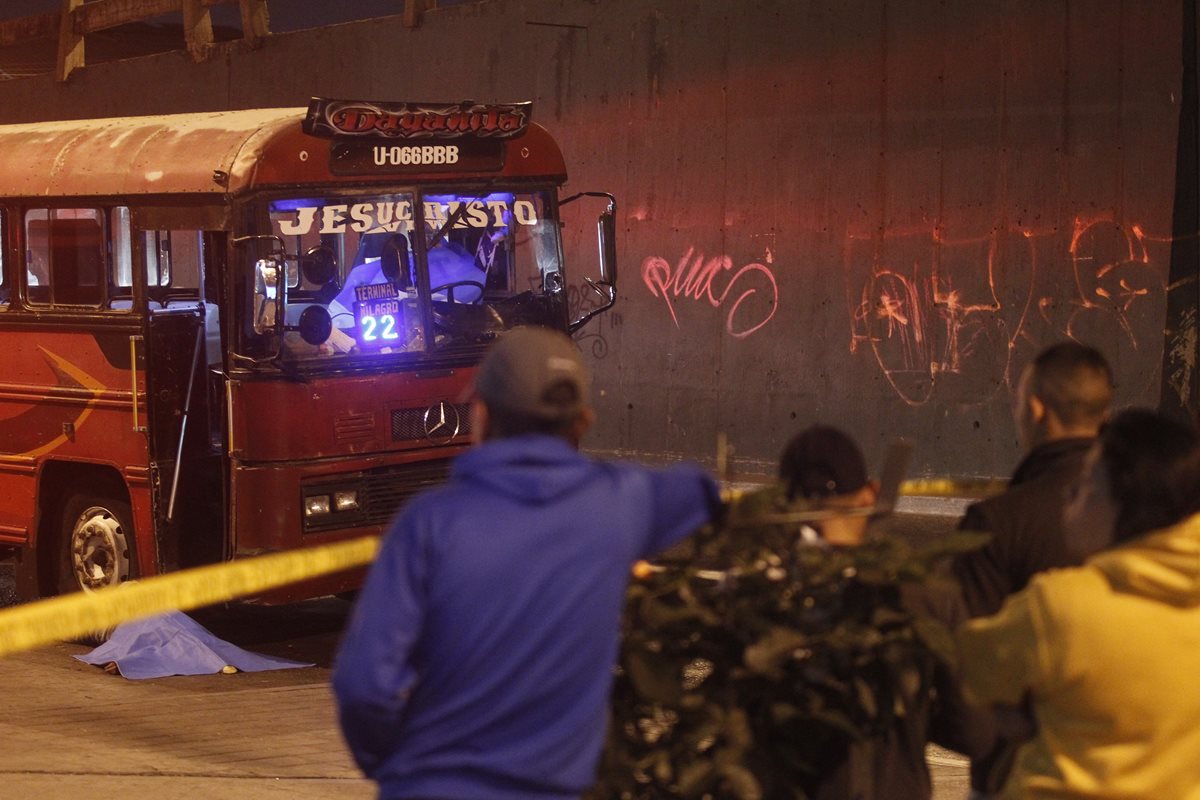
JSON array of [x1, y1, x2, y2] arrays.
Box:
[[0, 582, 372, 799]]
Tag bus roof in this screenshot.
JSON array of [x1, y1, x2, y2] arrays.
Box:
[[0, 107, 566, 199]]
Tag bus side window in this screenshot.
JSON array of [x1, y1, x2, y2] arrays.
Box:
[[109, 206, 133, 307], [143, 229, 202, 307], [25, 209, 48, 304], [25, 208, 105, 307], [167, 230, 202, 294], [143, 231, 167, 289]]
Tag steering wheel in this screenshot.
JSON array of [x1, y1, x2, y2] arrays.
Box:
[[430, 281, 505, 335], [429, 280, 486, 304]]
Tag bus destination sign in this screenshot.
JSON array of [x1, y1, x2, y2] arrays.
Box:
[[303, 98, 532, 140], [330, 138, 504, 175], [354, 282, 405, 348]]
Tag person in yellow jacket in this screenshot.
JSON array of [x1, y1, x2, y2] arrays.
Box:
[[957, 407, 1200, 799]]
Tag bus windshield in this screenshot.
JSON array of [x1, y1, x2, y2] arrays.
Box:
[[258, 188, 567, 363]]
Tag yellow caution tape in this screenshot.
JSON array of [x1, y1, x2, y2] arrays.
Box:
[[0, 535, 379, 659], [899, 478, 1007, 499], [723, 478, 1006, 503], [0, 476, 1007, 659]]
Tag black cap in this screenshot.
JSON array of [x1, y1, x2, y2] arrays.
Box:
[[472, 326, 589, 420], [779, 425, 869, 500]]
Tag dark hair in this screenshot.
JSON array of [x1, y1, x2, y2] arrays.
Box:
[[778, 425, 868, 501], [485, 379, 581, 440], [1099, 408, 1200, 543], [1030, 342, 1113, 428]]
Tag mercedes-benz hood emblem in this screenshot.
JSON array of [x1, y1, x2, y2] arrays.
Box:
[[423, 401, 462, 443]]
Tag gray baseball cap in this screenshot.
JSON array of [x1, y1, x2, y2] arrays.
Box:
[[471, 326, 590, 419]]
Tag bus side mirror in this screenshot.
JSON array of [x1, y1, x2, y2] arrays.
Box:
[[253, 257, 285, 335], [597, 202, 617, 288], [566, 192, 618, 333]]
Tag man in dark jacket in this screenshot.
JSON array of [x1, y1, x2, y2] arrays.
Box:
[[332, 327, 720, 800], [951, 341, 1112, 795], [953, 342, 1113, 618]]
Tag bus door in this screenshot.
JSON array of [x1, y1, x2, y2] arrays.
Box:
[[135, 209, 227, 572]]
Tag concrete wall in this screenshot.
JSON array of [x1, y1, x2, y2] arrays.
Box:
[[0, 0, 1184, 478]]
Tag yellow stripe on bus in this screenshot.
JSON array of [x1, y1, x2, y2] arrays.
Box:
[[0, 536, 380, 659]]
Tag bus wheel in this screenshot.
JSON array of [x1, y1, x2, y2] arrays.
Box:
[[59, 495, 137, 595]]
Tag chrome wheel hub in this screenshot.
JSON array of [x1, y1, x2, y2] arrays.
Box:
[[70, 506, 129, 591]]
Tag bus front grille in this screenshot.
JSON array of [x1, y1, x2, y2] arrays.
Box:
[[360, 460, 452, 526], [301, 459, 453, 532], [391, 404, 473, 442]]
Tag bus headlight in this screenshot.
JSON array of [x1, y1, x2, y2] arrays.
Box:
[[334, 490, 359, 512], [302, 480, 367, 532], [304, 495, 331, 517]]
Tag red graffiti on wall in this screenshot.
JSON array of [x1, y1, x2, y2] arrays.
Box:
[[847, 215, 1168, 406], [1060, 218, 1160, 341], [641, 248, 779, 338], [849, 229, 1014, 407]]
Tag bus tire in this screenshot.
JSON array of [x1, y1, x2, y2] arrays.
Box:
[[58, 494, 137, 597]]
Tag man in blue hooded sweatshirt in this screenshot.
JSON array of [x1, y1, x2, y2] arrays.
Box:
[[333, 326, 720, 800]]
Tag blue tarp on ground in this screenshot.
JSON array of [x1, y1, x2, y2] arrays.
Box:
[[75, 610, 314, 680]]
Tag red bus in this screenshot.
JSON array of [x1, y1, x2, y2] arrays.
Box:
[[0, 98, 616, 601]]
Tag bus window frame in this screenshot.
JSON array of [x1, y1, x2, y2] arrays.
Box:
[[128, 204, 229, 315], [22, 206, 112, 310], [0, 201, 228, 316], [232, 183, 571, 363]]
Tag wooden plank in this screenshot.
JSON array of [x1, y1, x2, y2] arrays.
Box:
[[71, 0, 233, 33], [56, 0, 86, 83], [238, 0, 269, 48], [73, 0, 241, 35], [0, 0, 238, 46], [0, 12, 59, 48], [73, 0, 178, 35], [181, 0, 214, 61]]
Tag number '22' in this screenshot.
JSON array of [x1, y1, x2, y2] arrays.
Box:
[[362, 314, 400, 341]]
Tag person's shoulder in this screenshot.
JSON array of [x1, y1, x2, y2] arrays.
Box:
[[962, 472, 1072, 529], [601, 459, 719, 536], [1022, 563, 1109, 610], [1001, 566, 1113, 649], [992, 469, 1076, 503]]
